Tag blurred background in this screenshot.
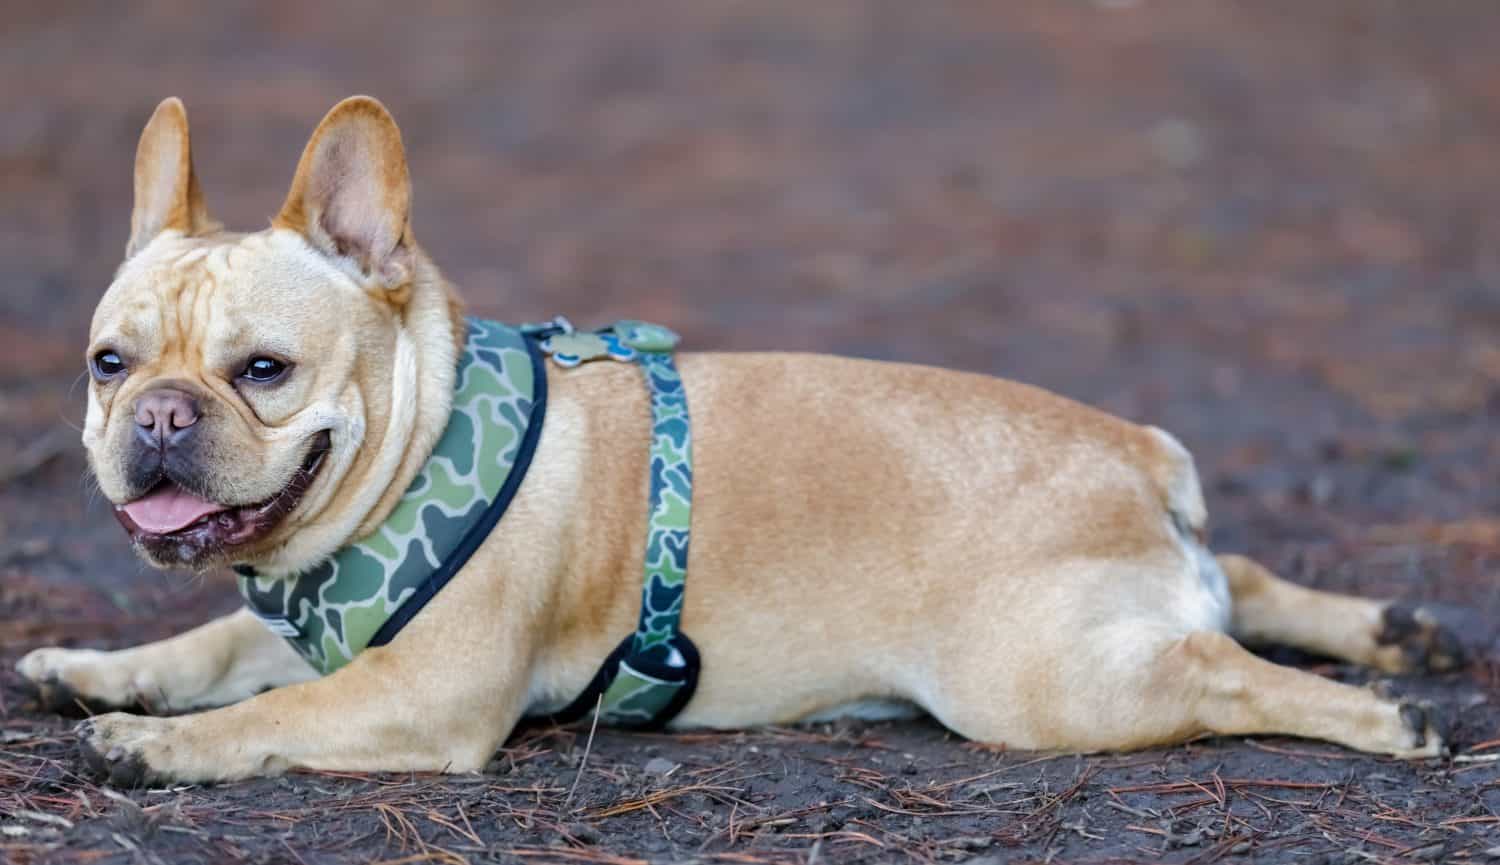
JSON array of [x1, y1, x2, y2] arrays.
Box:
[[1, 1, 1497, 638]]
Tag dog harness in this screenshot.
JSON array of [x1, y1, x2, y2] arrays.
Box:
[[234, 316, 700, 729]]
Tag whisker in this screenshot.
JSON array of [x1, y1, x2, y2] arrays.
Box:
[[58, 371, 90, 434], [79, 465, 104, 509]]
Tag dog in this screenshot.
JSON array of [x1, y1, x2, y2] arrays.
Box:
[[15, 96, 1466, 786]]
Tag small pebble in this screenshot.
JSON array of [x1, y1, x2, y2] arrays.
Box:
[[642, 756, 677, 776]]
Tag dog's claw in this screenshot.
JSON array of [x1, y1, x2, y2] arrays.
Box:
[[35, 674, 81, 714], [1396, 700, 1450, 758], [1398, 702, 1428, 747]]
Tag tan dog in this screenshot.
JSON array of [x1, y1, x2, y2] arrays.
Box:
[[16, 97, 1465, 786]]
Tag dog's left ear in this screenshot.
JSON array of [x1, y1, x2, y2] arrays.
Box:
[[275, 96, 414, 296]]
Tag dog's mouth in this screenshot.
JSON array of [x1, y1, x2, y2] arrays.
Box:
[[114, 431, 331, 562]]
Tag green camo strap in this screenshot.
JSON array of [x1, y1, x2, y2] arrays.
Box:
[[235, 318, 541, 674], [536, 319, 700, 728]]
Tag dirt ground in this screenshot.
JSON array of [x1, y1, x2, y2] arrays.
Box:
[[3, 2, 1500, 863]]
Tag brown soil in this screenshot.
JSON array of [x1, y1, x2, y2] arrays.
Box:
[[2, 3, 1498, 863]]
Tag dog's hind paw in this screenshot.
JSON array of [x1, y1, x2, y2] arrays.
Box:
[[1374, 603, 1467, 675], [1393, 699, 1450, 759]]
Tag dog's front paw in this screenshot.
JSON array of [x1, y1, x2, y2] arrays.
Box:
[[1374, 603, 1467, 675], [16, 647, 154, 715], [76, 711, 274, 786], [74, 710, 208, 785]]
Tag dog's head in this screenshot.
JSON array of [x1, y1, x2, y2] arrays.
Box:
[[86, 97, 460, 572]]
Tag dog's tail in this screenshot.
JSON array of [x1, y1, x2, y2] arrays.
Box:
[[1145, 425, 1231, 624], [1144, 425, 1207, 542]]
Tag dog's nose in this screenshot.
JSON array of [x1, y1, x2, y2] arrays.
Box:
[[134, 388, 199, 448]]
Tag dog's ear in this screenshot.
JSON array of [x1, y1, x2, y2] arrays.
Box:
[[127, 97, 216, 257], [275, 96, 414, 296]]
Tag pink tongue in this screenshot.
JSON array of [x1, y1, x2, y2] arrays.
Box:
[[120, 485, 229, 534]]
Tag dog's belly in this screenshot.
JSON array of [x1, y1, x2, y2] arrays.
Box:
[[800, 699, 924, 723]]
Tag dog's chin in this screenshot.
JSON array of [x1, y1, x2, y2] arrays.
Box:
[[114, 431, 332, 571]]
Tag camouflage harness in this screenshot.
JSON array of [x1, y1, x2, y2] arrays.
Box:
[[235, 316, 700, 730]]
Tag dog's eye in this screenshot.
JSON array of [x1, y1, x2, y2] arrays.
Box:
[[92, 350, 126, 380], [242, 357, 289, 383]]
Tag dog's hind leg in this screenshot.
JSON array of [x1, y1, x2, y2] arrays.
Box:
[[1218, 554, 1465, 675], [16, 608, 315, 714], [934, 623, 1445, 758], [1146, 629, 1445, 757]]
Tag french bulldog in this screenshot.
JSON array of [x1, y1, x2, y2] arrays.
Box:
[[16, 96, 1465, 786]]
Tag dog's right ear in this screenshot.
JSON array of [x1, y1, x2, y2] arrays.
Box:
[[127, 98, 216, 257]]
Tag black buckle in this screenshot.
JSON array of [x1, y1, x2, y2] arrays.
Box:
[[536, 632, 701, 731]]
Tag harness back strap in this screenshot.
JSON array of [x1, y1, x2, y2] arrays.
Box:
[[530, 319, 701, 729]]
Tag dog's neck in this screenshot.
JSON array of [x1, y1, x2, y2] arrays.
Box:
[[348, 253, 467, 542], [251, 244, 465, 576]]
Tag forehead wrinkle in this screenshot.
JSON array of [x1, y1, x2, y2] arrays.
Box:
[[191, 246, 232, 369], [113, 295, 158, 346], [169, 266, 192, 365], [150, 254, 213, 373], [155, 270, 177, 363], [94, 238, 228, 356]]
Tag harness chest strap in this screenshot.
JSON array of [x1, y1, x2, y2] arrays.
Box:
[[234, 316, 699, 730]]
